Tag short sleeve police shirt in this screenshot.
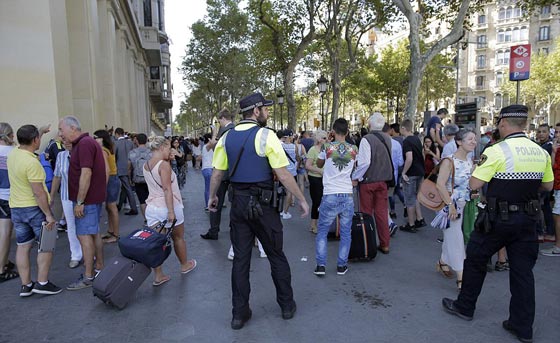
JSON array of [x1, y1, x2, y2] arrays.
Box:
[[473, 133, 553, 202]]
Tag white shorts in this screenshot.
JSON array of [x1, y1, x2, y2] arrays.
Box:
[[145, 205, 185, 227], [553, 190, 560, 215]]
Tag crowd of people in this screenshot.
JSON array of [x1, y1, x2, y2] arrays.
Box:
[[0, 99, 557, 340]]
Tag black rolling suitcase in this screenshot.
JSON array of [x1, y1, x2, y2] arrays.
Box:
[[348, 212, 377, 261], [92, 256, 151, 309]]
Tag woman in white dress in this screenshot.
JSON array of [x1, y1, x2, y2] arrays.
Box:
[[435, 129, 477, 290]]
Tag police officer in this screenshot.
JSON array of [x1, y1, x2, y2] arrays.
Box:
[[208, 92, 309, 330], [442, 105, 553, 343]]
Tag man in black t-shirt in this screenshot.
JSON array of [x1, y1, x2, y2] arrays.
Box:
[[400, 119, 426, 232]]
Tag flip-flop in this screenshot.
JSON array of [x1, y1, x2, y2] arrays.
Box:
[[152, 276, 171, 287], [181, 259, 197, 274]]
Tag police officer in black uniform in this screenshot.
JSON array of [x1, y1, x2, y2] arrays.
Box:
[[208, 92, 310, 330], [442, 105, 553, 343]]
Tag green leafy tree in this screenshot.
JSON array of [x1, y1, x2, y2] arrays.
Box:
[[179, 0, 264, 131], [318, 0, 390, 126], [391, 0, 473, 123], [249, 0, 318, 130]]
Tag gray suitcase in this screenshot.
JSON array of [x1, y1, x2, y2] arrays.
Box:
[[92, 256, 150, 309]]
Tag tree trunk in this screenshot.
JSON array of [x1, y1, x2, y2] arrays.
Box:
[[285, 65, 296, 130], [393, 0, 471, 125], [330, 55, 342, 129]]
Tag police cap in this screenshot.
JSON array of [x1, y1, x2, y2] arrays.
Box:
[[239, 92, 274, 114], [497, 104, 528, 123]]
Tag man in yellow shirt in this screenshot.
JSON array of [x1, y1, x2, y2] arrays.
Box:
[[8, 124, 62, 297], [208, 92, 309, 330]]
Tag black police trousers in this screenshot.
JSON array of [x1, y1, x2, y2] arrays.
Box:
[[454, 213, 538, 339], [229, 193, 295, 318], [208, 180, 229, 235]]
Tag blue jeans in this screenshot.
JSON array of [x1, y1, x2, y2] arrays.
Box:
[[202, 168, 212, 207], [316, 194, 354, 267]]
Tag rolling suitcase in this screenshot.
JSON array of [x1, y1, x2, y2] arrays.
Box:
[[92, 256, 151, 309], [348, 212, 377, 261]]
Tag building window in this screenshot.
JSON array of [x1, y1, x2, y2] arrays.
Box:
[[499, 7, 506, 20], [511, 27, 521, 42], [514, 7, 522, 18], [476, 76, 485, 89], [496, 72, 503, 86], [143, 0, 152, 27], [498, 30, 504, 43], [495, 94, 503, 109], [541, 5, 551, 15], [477, 55, 486, 69], [477, 35, 487, 48], [521, 26, 529, 40], [507, 7, 514, 19], [505, 29, 512, 42], [539, 26, 550, 41], [478, 14, 486, 25], [539, 47, 550, 55]]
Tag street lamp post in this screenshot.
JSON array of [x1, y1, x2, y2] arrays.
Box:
[[277, 90, 284, 129], [317, 74, 328, 130]]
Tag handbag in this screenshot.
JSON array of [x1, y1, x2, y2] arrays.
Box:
[[118, 220, 177, 268], [417, 157, 454, 211]]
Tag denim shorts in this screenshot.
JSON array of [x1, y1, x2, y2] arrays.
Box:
[[403, 175, 423, 207], [74, 203, 102, 235], [11, 206, 45, 245], [0, 199, 10, 219], [106, 175, 121, 203]]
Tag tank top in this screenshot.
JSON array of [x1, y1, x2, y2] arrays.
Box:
[[102, 147, 117, 176], [144, 160, 183, 208]]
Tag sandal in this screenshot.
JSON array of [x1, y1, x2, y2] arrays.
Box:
[[181, 259, 197, 275], [152, 275, 171, 287], [4, 260, 15, 272], [102, 231, 119, 243], [0, 270, 19, 283], [436, 261, 454, 278]]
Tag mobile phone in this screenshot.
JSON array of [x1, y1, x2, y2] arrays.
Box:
[[38, 221, 57, 253]]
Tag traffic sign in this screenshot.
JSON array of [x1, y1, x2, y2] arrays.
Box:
[[509, 44, 531, 81]]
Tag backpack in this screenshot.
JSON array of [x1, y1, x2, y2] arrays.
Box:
[[39, 153, 54, 192], [132, 148, 150, 184]]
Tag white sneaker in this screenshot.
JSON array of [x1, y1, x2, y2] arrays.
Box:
[[540, 246, 560, 256], [228, 246, 234, 260], [281, 212, 292, 220], [260, 251, 267, 258]]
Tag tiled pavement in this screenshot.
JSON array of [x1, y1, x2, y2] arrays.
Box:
[[1, 169, 559, 343]]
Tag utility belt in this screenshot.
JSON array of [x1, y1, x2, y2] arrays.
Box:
[[228, 181, 286, 219], [474, 198, 540, 233]]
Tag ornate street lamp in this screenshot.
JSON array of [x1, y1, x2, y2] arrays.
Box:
[[277, 90, 284, 129], [317, 74, 328, 130]]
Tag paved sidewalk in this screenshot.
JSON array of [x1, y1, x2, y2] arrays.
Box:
[[1, 169, 559, 343]]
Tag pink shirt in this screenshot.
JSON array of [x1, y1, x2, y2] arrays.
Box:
[[144, 160, 183, 208]]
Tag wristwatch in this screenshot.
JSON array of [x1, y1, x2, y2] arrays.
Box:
[[77, 200, 84, 206]]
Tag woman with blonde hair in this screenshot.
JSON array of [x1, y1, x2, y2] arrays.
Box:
[[144, 136, 196, 286], [305, 130, 327, 234], [434, 128, 477, 290], [0, 123, 18, 281]]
